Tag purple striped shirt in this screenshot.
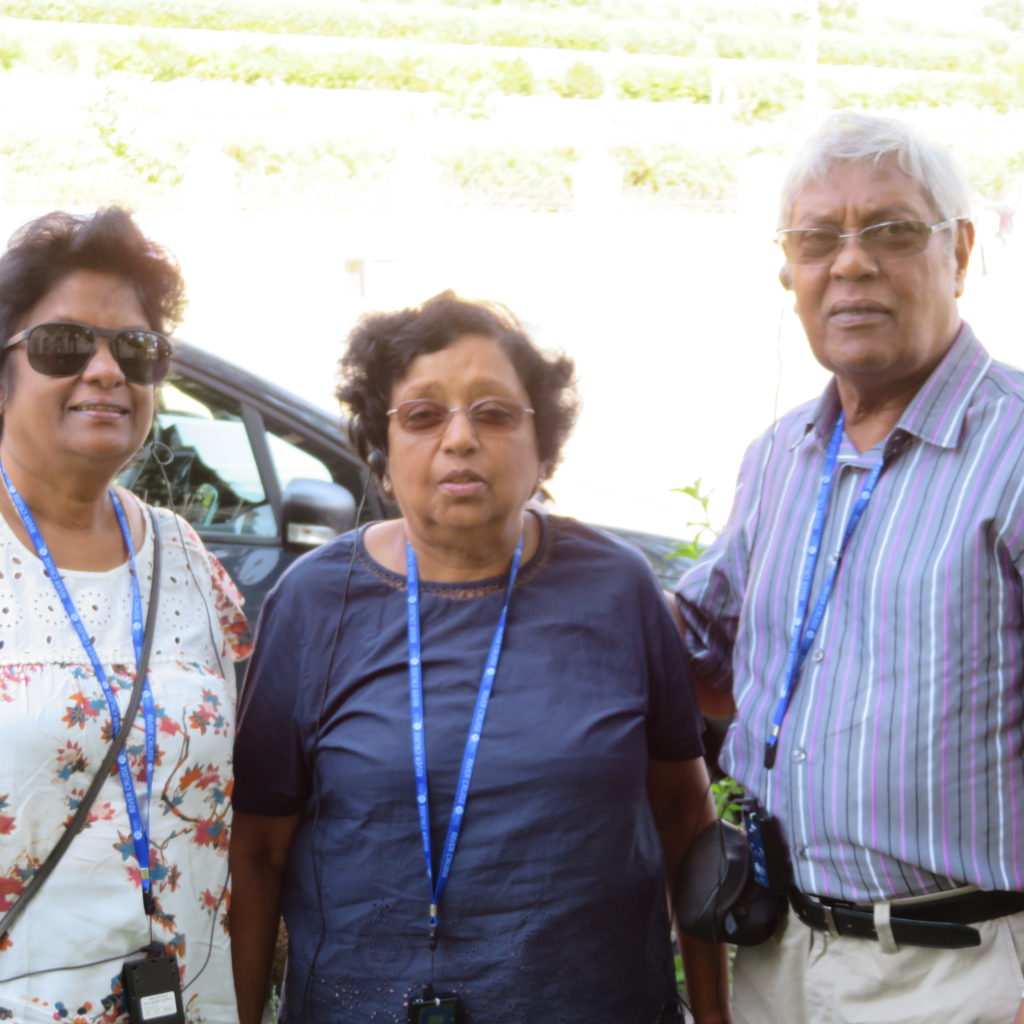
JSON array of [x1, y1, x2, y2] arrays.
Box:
[[676, 324, 1024, 901]]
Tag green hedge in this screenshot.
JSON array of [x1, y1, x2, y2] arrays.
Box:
[[438, 146, 577, 210], [614, 64, 711, 103], [31, 37, 1024, 116], [0, 0, 699, 55], [0, 0, 1006, 72], [612, 143, 739, 201], [93, 38, 542, 96], [818, 30, 1000, 72], [550, 60, 604, 99], [825, 62, 1024, 114]]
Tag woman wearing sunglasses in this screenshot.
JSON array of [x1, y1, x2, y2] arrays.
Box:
[[230, 292, 727, 1023], [0, 208, 251, 1023]]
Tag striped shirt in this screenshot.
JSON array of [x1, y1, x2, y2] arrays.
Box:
[[676, 324, 1024, 901]]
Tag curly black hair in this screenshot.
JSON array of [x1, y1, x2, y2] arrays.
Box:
[[337, 291, 578, 479], [0, 206, 185, 347]]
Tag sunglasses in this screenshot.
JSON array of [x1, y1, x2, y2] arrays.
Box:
[[2, 321, 173, 384], [387, 397, 535, 436], [775, 217, 962, 265]]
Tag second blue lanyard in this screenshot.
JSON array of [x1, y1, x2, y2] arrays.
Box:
[[764, 413, 885, 769], [405, 535, 523, 949]]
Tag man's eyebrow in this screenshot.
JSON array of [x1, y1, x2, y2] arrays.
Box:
[[797, 204, 924, 227]]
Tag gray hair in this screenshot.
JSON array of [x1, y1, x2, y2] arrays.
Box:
[[778, 110, 972, 229]]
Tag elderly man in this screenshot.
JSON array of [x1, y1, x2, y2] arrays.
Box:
[[675, 110, 1024, 1023]]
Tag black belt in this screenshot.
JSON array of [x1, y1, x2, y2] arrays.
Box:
[[789, 887, 1024, 949]]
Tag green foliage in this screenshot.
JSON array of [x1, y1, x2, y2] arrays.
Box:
[[96, 35, 207, 81], [0, 36, 25, 70], [983, 0, 1024, 33], [818, 0, 859, 29], [0, 0, 692, 55], [956, 147, 1024, 197], [712, 775, 745, 824], [614, 65, 711, 103], [438, 146, 577, 211], [0, 0, 1010, 78], [818, 30, 992, 72], [669, 478, 719, 561], [614, 146, 737, 202], [46, 37, 80, 72], [710, 27, 800, 61], [731, 73, 803, 124], [82, 37, 719, 106], [824, 62, 1024, 115], [221, 139, 396, 205], [492, 57, 536, 96], [90, 89, 182, 185], [550, 60, 604, 99], [618, 22, 698, 57]]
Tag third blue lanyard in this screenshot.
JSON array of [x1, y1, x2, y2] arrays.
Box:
[[406, 535, 523, 949], [764, 413, 885, 769], [0, 462, 157, 913]]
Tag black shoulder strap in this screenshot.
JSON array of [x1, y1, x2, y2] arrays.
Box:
[[0, 507, 163, 942]]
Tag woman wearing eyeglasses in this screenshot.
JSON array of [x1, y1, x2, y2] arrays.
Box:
[[0, 208, 251, 1023], [230, 292, 727, 1023]]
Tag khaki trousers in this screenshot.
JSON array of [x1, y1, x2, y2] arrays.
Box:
[[733, 906, 1024, 1024]]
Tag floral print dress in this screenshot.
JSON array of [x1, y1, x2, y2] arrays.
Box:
[[0, 504, 251, 1024]]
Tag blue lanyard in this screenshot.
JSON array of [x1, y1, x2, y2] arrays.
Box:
[[764, 413, 885, 769], [406, 535, 523, 950], [0, 462, 157, 914]]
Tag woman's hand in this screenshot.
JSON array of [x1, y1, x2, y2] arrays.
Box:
[[229, 811, 301, 1024], [647, 758, 731, 1024]]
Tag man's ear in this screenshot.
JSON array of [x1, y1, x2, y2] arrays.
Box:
[[778, 264, 794, 291], [954, 219, 975, 298]]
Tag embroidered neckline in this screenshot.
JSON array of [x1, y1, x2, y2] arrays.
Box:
[[357, 509, 552, 599]]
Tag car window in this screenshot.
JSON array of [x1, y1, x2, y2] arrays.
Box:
[[266, 433, 332, 488], [119, 381, 271, 533], [120, 379, 336, 540]]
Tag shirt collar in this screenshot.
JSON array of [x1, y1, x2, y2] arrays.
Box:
[[800, 322, 991, 453]]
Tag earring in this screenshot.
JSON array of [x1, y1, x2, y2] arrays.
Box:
[[381, 476, 394, 496]]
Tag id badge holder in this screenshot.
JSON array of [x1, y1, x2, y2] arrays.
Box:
[[408, 989, 463, 1024], [122, 954, 185, 1024]]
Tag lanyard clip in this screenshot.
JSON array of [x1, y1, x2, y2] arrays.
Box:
[[429, 904, 439, 951]]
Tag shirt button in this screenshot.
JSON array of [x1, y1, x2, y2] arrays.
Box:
[[812, 650, 825, 663], [829, 553, 839, 565], [798, 846, 809, 860], [792, 748, 807, 763]]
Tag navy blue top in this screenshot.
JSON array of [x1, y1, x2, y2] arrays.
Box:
[[234, 512, 703, 1023]]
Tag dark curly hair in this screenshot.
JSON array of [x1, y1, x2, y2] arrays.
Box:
[[0, 207, 185, 415], [337, 291, 578, 479], [0, 206, 185, 348]]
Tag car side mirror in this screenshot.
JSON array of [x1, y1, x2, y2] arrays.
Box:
[[281, 478, 357, 553]]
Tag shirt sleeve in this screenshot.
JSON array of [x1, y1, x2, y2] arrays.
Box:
[[638, 556, 704, 762], [232, 570, 318, 817], [673, 435, 764, 698], [172, 515, 253, 661]]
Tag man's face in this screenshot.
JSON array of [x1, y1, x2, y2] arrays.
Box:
[[786, 156, 974, 397]]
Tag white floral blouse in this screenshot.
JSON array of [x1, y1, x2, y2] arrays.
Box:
[[0, 503, 251, 1024]]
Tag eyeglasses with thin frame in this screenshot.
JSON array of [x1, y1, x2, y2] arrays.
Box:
[[775, 217, 963, 265], [2, 321, 173, 384], [387, 397, 535, 436]]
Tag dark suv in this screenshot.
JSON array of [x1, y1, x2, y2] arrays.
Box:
[[118, 342, 684, 616]]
